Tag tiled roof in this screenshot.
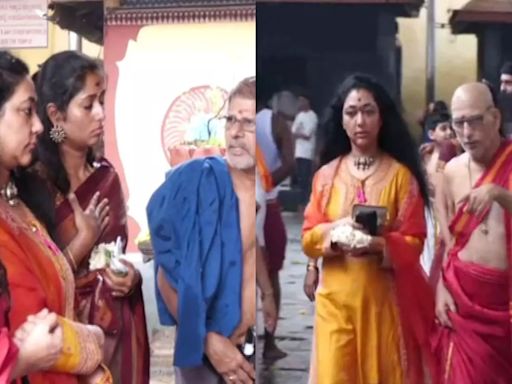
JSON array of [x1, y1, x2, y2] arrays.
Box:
[[120, 0, 254, 8]]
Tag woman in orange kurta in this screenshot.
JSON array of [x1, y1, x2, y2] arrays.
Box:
[[303, 74, 438, 384], [0, 51, 110, 383]]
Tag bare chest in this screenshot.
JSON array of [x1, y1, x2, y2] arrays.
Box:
[[237, 194, 256, 255], [449, 173, 508, 268]]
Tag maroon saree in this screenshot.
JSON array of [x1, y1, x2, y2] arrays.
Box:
[[55, 159, 149, 384], [430, 141, 512, 383]]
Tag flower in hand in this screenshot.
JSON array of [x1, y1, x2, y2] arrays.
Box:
[[330, 223, 372, 255], [89, 242, 115, 270]]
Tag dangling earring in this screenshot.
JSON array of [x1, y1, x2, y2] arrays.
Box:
[[50, 124, 66, 143]]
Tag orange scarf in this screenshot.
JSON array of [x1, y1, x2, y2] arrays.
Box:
[[256, 145, 273, 192]]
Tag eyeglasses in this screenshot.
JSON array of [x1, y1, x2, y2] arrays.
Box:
[[451, 107, 493, 132], [221, 115, 256, 133]]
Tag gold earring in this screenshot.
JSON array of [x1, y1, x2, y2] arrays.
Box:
[[50, 124, 66, 143]]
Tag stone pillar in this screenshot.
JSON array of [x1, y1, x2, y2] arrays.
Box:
[[376, 11, 398, 100], [480, 26, 502, 87], [68, 31, 82, 52]]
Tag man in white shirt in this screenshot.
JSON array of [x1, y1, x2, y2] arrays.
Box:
[[291, 92, 318, 213]]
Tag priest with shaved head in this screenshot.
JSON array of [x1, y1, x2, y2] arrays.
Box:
[[432, 82, 512, 383]]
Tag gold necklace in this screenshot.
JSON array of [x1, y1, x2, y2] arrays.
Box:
[[467, 158, 489, 235]]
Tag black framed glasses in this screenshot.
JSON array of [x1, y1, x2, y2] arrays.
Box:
[[451, 106, 493, 132], [220, 115, 256, 133]]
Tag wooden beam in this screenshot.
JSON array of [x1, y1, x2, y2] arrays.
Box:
[[49, 0, 103, 5], [50, 0, 102, 3], [257, 0, 422, 3], [105, 0, 121, 7]]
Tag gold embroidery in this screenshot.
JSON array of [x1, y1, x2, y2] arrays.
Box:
[[0, 200, 76, 317], [53, 317, 103, 374], [444, 340, 454, 382]]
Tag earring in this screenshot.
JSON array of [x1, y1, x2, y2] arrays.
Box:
[[50, 124, 66, 143]]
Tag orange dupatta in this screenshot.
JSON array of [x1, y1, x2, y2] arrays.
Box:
[[256, 144, 273, 193], [0, 200, 104, 384], [302, 156, 439, 384]]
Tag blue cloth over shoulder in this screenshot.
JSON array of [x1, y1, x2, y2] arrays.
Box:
[[146, 156, 242, 367]]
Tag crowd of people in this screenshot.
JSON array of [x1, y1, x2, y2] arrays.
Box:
[[0, 49, 150, 383], [0, 48, 262, 384], [2, 43, 512, 384], [254, 63, 512, 384]]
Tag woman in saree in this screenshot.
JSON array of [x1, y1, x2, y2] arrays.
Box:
[[303, 74, 438, 384], [0, 256, 65, 383], [0, 51, 110, 383], [33, 51, 149, 384]]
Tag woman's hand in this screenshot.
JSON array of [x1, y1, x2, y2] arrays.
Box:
[[69, 192, 109, 252], [343, 236, 385, 256], [12, 309, 63, 376], [79, 364, 112, 384], [303, 267, 319, 302], [322, 217, 361, 257], [104, 259, 140, 297], [326, 217, 365, 255]]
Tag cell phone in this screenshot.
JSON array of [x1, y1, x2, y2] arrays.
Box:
[[352, 204, 388, 235], [355, 211, 378, 236]]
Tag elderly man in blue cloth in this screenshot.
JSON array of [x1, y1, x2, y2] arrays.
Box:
[[147, 77, 257, 384]]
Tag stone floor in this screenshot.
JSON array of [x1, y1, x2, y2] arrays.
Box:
[[257, 212, 314, 384], [149, 328, 175, 384]]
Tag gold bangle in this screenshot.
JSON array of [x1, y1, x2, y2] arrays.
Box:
[[64, 248, 77, 272]]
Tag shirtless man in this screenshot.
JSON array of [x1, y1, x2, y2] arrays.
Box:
[[434, 82, 512, 383], [256, 91, 295, 359], [419, 110, 458, 273], [148, 77, 256, 384]]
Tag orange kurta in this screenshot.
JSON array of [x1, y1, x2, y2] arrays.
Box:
[[303, 155, 437, 384], [0, 200, 107, 383]]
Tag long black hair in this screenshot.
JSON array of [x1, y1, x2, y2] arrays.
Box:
[[0, 51, 57, 236], [34, 50, 103, 196], [320, 73, 430, 206]]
